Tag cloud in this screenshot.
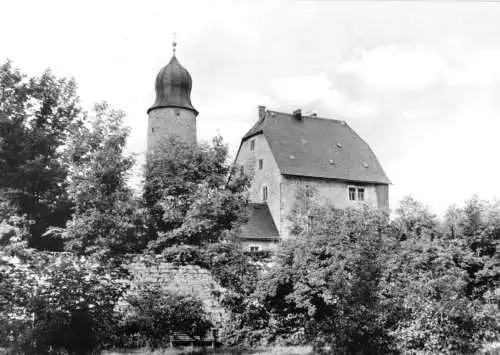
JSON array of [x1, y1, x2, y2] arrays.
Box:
[[338, 44, 446, 91], [268, 75, 332, 106]]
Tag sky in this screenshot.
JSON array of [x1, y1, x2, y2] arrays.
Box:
[[1, 0, 499, 216]]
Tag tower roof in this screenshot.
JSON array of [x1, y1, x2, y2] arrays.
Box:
[[148, 55, 198, 115]]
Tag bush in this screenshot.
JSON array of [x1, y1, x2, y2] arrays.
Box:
[[1, 250, 127, 354], [121, 288, 213, 349]]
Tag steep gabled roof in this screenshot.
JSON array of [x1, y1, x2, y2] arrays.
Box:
[[239, 203, 280, 240], [242, 110, 390, 184]]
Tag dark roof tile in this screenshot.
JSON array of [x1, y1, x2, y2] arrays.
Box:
[[240, 203, 280, 240], [242, 110, 390, 184]]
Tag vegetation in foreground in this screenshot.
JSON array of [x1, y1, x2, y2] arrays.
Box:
[[0, 61, 498, 354]]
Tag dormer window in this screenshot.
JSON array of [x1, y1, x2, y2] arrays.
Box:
[[250, 140, 255, 151]]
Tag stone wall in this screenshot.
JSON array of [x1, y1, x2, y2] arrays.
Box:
[[148, 107, 197, 150], [126, 255, 228, 329]]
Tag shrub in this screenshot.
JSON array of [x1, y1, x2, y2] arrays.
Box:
[[121, 288, 213, 349]]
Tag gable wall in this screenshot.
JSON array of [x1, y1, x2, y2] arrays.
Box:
[[234, 134, 282, 234]]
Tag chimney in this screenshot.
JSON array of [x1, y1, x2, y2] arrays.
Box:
[[258, 105, 266, 120], [293, 109, 302, 120]]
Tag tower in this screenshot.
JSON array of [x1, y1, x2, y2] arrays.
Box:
[[147, 40, 198, 152]]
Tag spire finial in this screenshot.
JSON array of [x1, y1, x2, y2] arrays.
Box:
[[172, 32, 177, 56]]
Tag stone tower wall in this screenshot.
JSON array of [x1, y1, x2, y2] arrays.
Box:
[[147, 107, 197, 151], [126, 256, 228, 328]]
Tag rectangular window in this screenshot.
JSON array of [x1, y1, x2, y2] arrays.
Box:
[[348, 186, 366, 201], [250, 246, 260, 252], [258, 159, 263, 170], [357, 188, 365, 201], [349, 187, 356, 201], [250, 140, 255, 151], [262, 186, 268, 201]]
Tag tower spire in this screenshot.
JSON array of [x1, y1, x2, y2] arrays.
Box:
[[172, 32, 177, 56]]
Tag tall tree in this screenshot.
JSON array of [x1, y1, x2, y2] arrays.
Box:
[[394, 196, 438, 240], [144, 135, 250, 252], [256, 192, 395, 353], [61, 102, 145, 260], [0, 60, 81, 249]]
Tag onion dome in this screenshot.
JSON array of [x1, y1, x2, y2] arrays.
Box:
[[147, 55, 198, 114]]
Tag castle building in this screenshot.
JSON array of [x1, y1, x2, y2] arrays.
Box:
[[147, 42, 198, 151], [146, 47, 390, 252], [235, 107, 390, 251]]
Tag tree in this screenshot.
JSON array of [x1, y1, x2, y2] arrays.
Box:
[[394, 196, 438, 240], [0, 60, 81, 250], [385, 196, 499, 354], [0, 246, 127, 354], [380, 236, 497, 354], [257, 200, 395, 354], [122, 287, 212, 349], [60, 102, 147, 260], [144, 135, 250, 252]]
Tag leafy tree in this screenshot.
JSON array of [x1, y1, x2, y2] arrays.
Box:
[[0, 244, 127, 354], [0, 60, 81, 250], [59, 102, 147, 261], [257, 199, 395, 354], [442, 197, 499, 298], [394, 196, 438, 240], [385, 196, 499, 354], [142, 136, 259, 347], [121, 287, 212, 349], [144, 135, 250, 252], [380, 236, 497, 354]]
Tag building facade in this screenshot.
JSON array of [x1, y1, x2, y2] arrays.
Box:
[[235, 107, 390, 251]]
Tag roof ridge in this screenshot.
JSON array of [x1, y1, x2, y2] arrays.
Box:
[[266, 109, 345, 124]]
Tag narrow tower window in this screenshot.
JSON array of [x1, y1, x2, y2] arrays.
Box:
[[262, 186, 268, 201], [250, 139, 255, 151], [259, 159, 263, 170]]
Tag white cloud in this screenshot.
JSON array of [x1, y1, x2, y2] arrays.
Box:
[[268, 75, 332, 106], [445, 48, 500, 86], [339, 44, 446, 90]]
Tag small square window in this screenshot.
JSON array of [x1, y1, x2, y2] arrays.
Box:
[[262, 186, 268, 201], [250, 140, 255, 151], [358, 188, 365, 201], [349, 187, 356, 201], [258, 159, 263, 170]]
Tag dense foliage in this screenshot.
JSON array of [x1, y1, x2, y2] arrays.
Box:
[[60, 102, 147, 261], [1, 61, 498, 354], [0, 60, 81, 250], [120, 287, 212, 349], [144, 135, 250, 251], [0, 239, 127, 354], [232, 190, 499, 354]]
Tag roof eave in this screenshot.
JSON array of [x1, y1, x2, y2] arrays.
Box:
[[281, 172, 391, 185]]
